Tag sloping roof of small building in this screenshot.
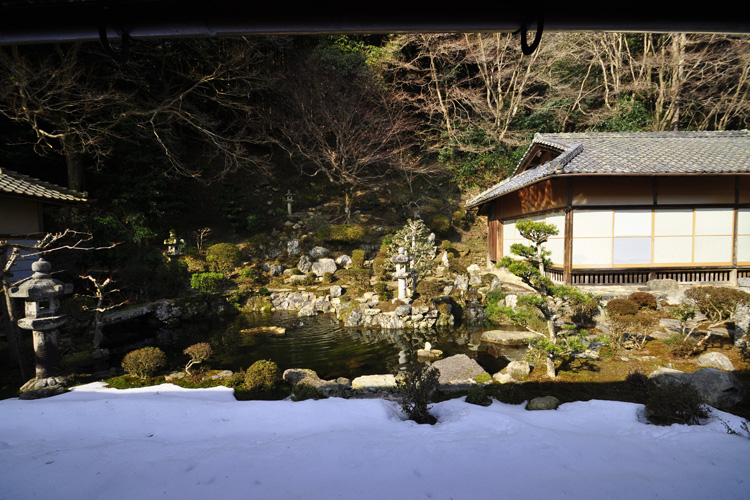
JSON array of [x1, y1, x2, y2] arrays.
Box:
[[466, 130, 750, 208], [0, 167, 87, 203]]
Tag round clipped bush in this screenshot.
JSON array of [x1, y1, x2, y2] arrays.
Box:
[[416, 280, 443, 301], [606, 298, 639, 317], [206, 243, 242, 274], [292, 383, 325, 401], [350, 249, 366, 269], [430, 214, 451, 236], [628, 291, 657, 310], [328, 224, 365, 243], [244, 359, 280, 392], [190, 272, 225, 293], [121, 347, 167, 379]]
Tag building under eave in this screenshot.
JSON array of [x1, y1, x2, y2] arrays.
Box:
[[1, 167, 87, 280], [465, 130, 750, 286]]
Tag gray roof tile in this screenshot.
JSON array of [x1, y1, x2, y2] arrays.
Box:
[[466, 130, 750, 208], [0, 168, 87, 203]]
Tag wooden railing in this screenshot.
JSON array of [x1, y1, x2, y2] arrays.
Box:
[[547, 267, 746, 286]]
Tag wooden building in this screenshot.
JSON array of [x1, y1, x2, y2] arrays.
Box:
[[466, 131, 750, 286], [1, 167, 87, 280]]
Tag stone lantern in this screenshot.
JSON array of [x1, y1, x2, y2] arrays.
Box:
[[163, 229, 185, 259], [391, 247, 410, 300], [9, 258, 73, 382], [285, 190, 294, 217]]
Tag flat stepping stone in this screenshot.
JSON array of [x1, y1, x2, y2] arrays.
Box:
[[481, 330, 545, 346]]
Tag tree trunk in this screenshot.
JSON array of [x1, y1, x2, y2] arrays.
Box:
[[63, 134, 86, 192], [546, 355, 556, 379], [546, 316, 557, 379], [670, 34, 686, 131]]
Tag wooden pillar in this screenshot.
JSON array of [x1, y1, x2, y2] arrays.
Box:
[[564, 178, 573, 285], [732, 175, 739, 285]]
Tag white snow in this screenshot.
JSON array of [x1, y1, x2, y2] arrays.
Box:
[[1, 382, 748, 500]]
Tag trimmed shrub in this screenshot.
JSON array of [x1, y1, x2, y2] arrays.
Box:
[[292, 383, 326, 401], [429, 214, 451, 236], [238, 267, 255, 280], [645, 382, 709, 426], [244, 360, 280, 392], [396, 363, 440, 425], [374, 281, 392, 300], [206, 243, 242, 274], [351, 249, 366, 269], [628, 291, 657, 310], [121, 347, 167, 379], [184, 342, 212, 374], [246, 213, 266, 233], [606, 298, 639, 317], [190, 272, 225, 293], [416, 280, 443, 302], [372, 255, 387, 280], [337, 268, 371, 289], [328, 224, 366, 243], [302, 272, 317, 286], [448, 258, 467, 276], [465, 385, 492, 406]]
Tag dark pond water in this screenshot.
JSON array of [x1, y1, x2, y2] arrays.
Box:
[[107, 312, 525, 380]]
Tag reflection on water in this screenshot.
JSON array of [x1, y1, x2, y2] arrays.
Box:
[[112, 312, 524, 380]]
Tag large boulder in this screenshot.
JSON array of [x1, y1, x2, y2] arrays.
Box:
[[454, 274, 469, 292], [526, 396, 561, 411], [696, 352, 735, 371], [335, 255, 352, 268], [492, 360, 531, 384], [649, 367, 746, 411], [287, 240, 300, 256], [297, 254, 312, 274], [282, 368, 350, 398], [309, 246, 330, 259], [430, 354, 488, 391], [311, 258, 337, 277]]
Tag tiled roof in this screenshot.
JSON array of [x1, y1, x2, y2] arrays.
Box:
[[0, 168, 87, 203], [466, 130, 750, 208]]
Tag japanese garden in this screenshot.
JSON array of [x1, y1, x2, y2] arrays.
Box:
[[1, 23, 750, 500]]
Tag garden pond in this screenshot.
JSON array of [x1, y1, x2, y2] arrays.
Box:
[[105, 312, 527, 380]]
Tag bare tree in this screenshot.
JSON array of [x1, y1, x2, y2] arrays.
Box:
[[79, 274, 122, 352], [271, 47, 412, 219], [0, 38, 281, 189], [0, 44, 127, 190]]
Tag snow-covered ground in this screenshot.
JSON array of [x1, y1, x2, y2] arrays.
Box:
[[1, 382, 748, 500]]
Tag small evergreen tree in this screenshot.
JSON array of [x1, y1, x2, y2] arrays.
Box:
[[499, 219, 598, 378], [386, 219, 436, 292]]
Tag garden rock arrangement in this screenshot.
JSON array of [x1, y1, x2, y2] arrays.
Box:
[[648, 367, 746, 411], [430, 354, 488, 392], [262, 289, 455, 330]]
